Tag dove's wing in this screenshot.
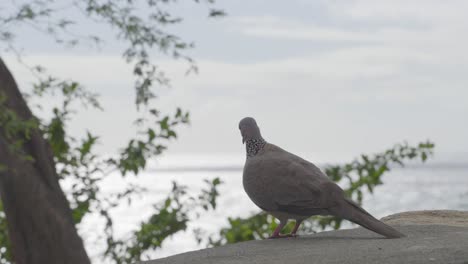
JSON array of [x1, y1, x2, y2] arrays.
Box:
[[243, 143, 343, 216]]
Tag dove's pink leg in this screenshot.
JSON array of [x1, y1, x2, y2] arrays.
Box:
[[268, 221, 292, 239]]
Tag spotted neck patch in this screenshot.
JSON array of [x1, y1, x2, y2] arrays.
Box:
[[245, 138, 266, 158]]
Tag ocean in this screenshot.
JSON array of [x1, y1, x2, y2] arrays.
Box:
[[76, 153, 468, 262]]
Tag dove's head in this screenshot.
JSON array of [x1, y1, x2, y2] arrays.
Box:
[[238, 117, 262, 144]]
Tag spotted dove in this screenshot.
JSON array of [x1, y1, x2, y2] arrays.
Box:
[[239, 117, 404, 239]]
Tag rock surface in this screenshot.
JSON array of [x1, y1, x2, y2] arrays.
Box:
[[143, 210, 468, 264], [381, 210, 468, 227]]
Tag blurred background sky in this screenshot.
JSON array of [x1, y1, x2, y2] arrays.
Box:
[[4, 0, 468, 163]]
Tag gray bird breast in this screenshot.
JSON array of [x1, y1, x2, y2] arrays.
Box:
[[242, 153, 303, 211], [242, 157, 276, 211]]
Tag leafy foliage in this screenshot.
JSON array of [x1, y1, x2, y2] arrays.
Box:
[[0, 0, 224, 263], [0, 92, 39, 160], [0, 83, 222, 263], [109, 108, 190, 176], [104, 179, 222, 263], [208, 141, 435, 246], [0, 202, 13, 263], [1, 0, 225, 106]]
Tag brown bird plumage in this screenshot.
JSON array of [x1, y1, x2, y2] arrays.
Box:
[[239, 117, 404, 239]]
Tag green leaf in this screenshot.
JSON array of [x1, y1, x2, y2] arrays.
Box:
[[421, 152, 428, 162]]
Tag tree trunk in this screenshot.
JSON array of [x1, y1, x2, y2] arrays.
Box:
[[0, 58, 90, 263]]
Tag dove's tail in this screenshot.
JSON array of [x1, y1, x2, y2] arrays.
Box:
[[330, 198, 405, 239]]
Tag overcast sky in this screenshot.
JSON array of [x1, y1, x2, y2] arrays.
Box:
[[3, 0, 468, 163]]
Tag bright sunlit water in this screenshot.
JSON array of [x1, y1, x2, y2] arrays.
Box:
[[75, 153, 468, 263]]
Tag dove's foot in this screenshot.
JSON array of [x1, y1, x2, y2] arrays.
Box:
[[268, 234, 294, 239]]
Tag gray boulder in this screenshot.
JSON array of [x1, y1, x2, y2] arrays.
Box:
[[143, 210, 468, 264]]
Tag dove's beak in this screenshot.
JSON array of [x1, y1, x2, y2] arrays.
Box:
[[241, 130, 246, 144]]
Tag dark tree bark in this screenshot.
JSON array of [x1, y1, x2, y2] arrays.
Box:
[[0, 58, 90, 264]]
